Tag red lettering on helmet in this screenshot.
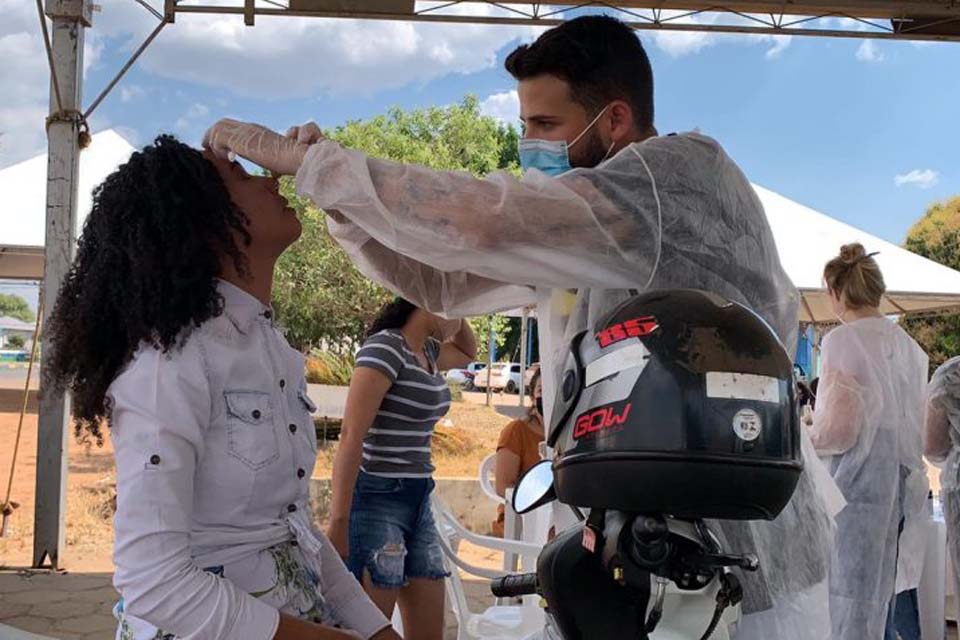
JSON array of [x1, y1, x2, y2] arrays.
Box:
[[573, 402, 633, 439], [596, 316, 659, 348]]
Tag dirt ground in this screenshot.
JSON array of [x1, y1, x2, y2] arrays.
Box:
[[0, 382, 946, 572], [0, 389, 520, 571]]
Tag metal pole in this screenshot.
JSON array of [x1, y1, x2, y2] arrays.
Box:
[[485, 317, 494, 408], [33, 0, 89, 569], [810, 325, 822, 379], [518, 309, 529, 407]]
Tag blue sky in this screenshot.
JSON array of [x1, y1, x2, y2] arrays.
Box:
[[2, 0, 958, 255]]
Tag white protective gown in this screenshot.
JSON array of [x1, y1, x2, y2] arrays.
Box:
[[926, 357, 960, 601], [810, 317, 929, 640], [295, 132, 836, 638]]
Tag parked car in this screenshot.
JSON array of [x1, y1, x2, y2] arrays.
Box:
[[444, 362, 485, 389], [473, 362, 525, 394]]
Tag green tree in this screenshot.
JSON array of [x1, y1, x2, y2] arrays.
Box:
[[7, 335, 25, 349], [273, 96, 520, 351], [902, 195, 960, 374], [0, 294, 34, 323], [468, 315, 511, 361], [496, 123, 521, 174]]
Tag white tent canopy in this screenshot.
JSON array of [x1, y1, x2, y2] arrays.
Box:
[[755, 185, 960, 324], [503, 184, 960, 324], [0, 129, 136, 280]]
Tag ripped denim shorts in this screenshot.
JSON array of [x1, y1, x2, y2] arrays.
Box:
[[347, 471, 450, 589]]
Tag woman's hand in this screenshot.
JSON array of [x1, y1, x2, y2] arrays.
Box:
[[327, 518, 350, 560]]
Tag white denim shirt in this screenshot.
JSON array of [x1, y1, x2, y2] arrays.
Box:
[[109, 280, 389, 640]]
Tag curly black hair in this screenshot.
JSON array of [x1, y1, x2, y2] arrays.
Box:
[[365, 297, 418, 339], [45, 135, 251, 444]]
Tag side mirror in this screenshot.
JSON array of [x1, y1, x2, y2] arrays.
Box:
[[512, 460, 557, 514]]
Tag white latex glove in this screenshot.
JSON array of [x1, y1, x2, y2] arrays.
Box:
[[203, 118, 309, 176], [285, 121, 325, 145]]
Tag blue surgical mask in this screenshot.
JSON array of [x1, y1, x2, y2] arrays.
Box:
[[519, 106, 610, 176]]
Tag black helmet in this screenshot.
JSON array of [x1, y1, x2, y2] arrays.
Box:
[[548, 289, 802, 521]]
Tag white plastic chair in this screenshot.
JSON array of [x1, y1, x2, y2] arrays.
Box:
[[430, 494, 546, 640], [478, 453, 551, 575], [479, 453, 501, 504], [479, 453, 523, 572]]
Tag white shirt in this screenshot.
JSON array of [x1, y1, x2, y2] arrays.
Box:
[[109, 280, 389, 640]]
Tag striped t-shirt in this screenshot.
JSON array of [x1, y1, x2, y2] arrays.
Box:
[[355, 329, 452, 477]]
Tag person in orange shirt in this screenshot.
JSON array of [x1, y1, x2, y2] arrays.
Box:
[[491, 368, 544, 537]]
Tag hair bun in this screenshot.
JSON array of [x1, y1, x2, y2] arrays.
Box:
[[839, 243, 867, 266]]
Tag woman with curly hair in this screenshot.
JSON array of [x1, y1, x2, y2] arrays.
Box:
[[45, 136, 399, 640]]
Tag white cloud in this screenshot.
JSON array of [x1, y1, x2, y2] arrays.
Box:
[[0, 0, 538, 166], [894, 169, 939, 189], [172, 103, 210, 134], [480, 90, 520, 125], [764, 36, 792, 59], [120, 85, 146, 103], [87, 2, 537, 99], [651, 28, 715, 57], [647, 13, 793, 59], [0, 0, 110, 167], [113, 125, 142, 146], [187, 103, 210, 119], [856, 40, 884, 62]]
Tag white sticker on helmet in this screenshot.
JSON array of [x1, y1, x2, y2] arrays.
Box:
[[706, 372, 781, 404], [584, 342, 650, 387], [733, 408, 763, 441]]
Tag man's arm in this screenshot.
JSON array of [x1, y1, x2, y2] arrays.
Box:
[[326, 211, 536, 316], [296, 137, 668, 291]]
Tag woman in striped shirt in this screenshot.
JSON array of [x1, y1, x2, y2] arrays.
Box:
[[328, 299, 476, 639]]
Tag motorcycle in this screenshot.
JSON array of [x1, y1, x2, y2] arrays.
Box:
[[484, 290, 805, 640], [488, 460, 755, 640]]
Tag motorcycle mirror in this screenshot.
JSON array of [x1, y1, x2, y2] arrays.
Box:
[[512, 460, 557, 514]]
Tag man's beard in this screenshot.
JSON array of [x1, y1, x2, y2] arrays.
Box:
[[569, 127, 609, 169]]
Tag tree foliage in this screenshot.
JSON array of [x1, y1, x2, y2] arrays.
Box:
[[901, 196, 960, 374], [0, 293, 34, 323], [273, 97, 522, 351]]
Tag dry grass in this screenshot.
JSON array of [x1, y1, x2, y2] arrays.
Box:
[[0, 415, 116, 570], [314, 400, 513, 477], [1, 399, 515, 569]]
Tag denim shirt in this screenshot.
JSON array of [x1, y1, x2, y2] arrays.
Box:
[[109, 280, 388, 639]]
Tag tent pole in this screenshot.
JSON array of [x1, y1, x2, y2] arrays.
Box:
[[518, 308, 529, 407], [33, 0, 89, 569], [485, 317, 494, 408], [810, 325, 822, 379]]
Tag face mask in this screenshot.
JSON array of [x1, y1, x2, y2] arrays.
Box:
[[519, 106, 611, 176]]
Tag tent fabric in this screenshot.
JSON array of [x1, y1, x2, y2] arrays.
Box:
[[500, 185, 960, 325], [0, 316, 36, 332], [0, 129, 136, 280], [755, 185, 960, 324]]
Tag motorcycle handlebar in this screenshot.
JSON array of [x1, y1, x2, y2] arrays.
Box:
[[490, 573, 539, 598]]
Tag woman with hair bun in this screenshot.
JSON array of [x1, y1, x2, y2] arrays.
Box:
[[810, 243, 929, 640]]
